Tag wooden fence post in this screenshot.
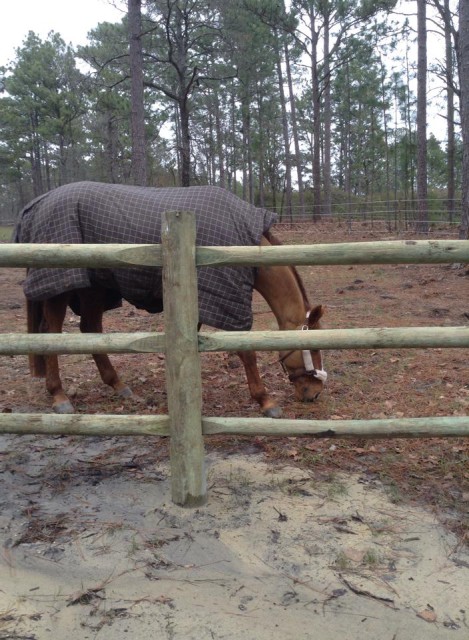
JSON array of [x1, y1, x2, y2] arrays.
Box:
[[161, 211, 206, 506]]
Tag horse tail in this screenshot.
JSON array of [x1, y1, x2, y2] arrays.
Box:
[[27, 299, 46, 377]]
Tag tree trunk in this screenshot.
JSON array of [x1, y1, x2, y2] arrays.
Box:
[[380, 59, 391, 228], [459, 0, 469, 238], [29, 110, 44, 197], [105, 113, 119, 184], [247, 109, 254, 204], [344, 61, 352, 214], [229, 88, 237, 193], [445, 0, 455, 224], [284, 40, 305, 217], [59, 134, 66, 186], [214, 98, 226, 189], [173, 104, 182, 184], [322, 10, 332, 217], [128, 0, 147, 186], [44, 144, 52, 192], [416, 0, 428, 233], [256, 90, 265, 207], [404, 49, 416, 222], [179, 99, 191, 187], [208, 105, 215, 184], [309, 7, 321, 221], [275, 33, 292, 220]]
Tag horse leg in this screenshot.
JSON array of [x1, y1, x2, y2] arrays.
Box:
[[78, 289, 133, 399], [237, 350, 282, 418], [41, 294, 75, 414]]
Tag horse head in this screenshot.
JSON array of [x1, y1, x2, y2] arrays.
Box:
[[279, 304, 327, 403]]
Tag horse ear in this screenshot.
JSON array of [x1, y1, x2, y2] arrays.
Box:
[[307, 305, 324, 327]]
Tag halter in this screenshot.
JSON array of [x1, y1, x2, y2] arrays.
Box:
[[279, 311, 328, 383]]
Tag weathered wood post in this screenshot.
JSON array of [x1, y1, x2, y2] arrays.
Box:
[[161, 211, 206, 506]]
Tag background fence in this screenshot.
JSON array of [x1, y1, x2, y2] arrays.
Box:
[[2, 196, 463, 234], [268, 197, 463, 233], [1, 210, 469, 506]]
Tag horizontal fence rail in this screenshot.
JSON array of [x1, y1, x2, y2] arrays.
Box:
[[1, 238, 469, 268], [199, 326, 469, 351], [195, 240, 469, 266], [1, 213, 468, 506], [0, 414, 468, 439], [0, 326, 468, 356]]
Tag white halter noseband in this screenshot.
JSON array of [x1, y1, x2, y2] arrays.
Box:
[[301, 310, 327, 381], [280, 311, 328, 382]]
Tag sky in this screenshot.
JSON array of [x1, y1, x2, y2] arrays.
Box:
[[0, 0, 125, 67], [0, 0, 448, 141]]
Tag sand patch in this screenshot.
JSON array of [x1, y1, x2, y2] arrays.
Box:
[[1, 435, 468, 639]]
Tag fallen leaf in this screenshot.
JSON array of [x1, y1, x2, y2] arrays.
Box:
[[343, 548, 365, 563], [155, 595, 174, 606], [417, 609, 437, 623]]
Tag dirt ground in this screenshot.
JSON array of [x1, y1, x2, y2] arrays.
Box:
[[0, 221, 468, 639]]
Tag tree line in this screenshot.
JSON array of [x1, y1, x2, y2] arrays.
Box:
[[0, 0, 468, 237]]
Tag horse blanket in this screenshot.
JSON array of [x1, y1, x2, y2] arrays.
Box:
[[14, 182, 277, 331]]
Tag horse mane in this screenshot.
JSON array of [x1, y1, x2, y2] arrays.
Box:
[[263, 230, 310, 309]]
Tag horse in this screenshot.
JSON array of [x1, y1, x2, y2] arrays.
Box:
[[15, 182, 327, 416]]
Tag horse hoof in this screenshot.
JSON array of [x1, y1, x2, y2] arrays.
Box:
[[117, 385, 133, 398], [53, 401, 75, 414], [263, 406, 283, 419]]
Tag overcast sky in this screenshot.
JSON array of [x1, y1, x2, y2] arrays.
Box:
[[1, 0, 447, 140], [1, 0, 124, 66]]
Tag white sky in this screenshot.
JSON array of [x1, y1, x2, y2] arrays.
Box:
[[0, 0, 125, 67], [0, 0, 447, 141]]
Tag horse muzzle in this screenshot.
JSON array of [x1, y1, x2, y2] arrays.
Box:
[[279, 341, 328, 403], [289, 368, 327, 402]]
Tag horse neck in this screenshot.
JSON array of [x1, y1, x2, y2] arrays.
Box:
[[253, 264, 308, 330]]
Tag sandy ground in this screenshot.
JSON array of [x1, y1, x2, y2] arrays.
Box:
[[1, 436, 468, 640]]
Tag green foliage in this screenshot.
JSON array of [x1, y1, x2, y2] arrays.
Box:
[[427, 134, 450, 189], [358, 0, 398, 19], [0, 31, 88, 212], [0, 225, 14, 240]]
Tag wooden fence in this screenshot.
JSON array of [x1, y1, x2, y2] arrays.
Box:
[[1, 210, 469, 506]]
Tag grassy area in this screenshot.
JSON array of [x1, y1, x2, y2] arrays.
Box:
[[0, 226, 14, 242]]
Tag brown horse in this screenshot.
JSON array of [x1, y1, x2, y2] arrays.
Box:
[[26, 231, 325, 417], [16, 182, 326, 416]]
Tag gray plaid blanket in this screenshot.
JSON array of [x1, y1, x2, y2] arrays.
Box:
[[15, 182, 277, 330]]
